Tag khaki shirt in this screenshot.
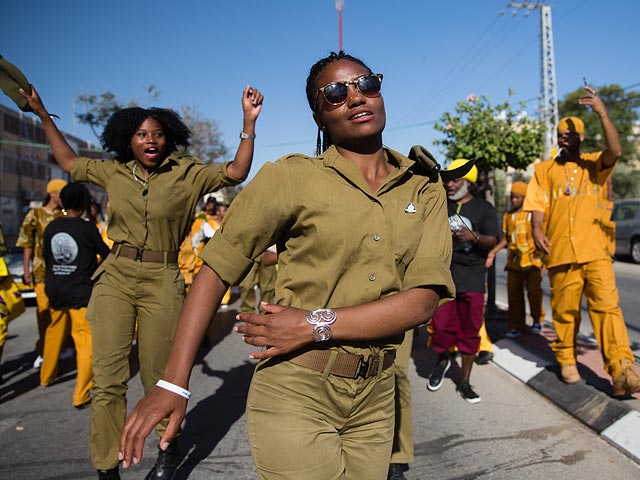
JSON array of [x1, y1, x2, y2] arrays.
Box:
[[524, 152, 615, 268], [16, 207, 61, 283], [71, 154, 238, 252], [200, 146, 455, 354]]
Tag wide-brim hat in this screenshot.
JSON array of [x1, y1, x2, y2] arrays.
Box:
[[0, 55, 32, 112]]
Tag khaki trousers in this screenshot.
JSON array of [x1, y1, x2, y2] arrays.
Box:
[[41, 307, 93, 406], [390, 330, 414, 465], [247, 355, 396, 479], [33, 282, 51, 355], [507, 267, 545, 331], [87, 256, 184, 470], [548, 259, 633, 380]]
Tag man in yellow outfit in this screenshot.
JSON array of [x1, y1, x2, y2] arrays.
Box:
[[524, 86, 640, 396]]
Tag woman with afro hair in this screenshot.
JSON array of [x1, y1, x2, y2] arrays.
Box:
[[119, 51, 454, 480], [20, 84, 263, 480]]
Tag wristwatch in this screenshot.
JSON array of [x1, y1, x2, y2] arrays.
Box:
[[306, 308, 337, 342], [239, 131, 256, 140]]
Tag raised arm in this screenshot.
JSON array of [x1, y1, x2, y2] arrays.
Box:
[[226, 86, 264, 181], [579, 86, 622, 169], [19, 86, 79, 173]]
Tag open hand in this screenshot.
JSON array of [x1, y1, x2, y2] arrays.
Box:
[[18, 85, 48, 118], [119, 386, 187, 469]]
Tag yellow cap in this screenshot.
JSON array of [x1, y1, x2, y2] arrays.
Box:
[[47, 179, 68, 193], [557, 116, 584, 135], [447, 158, 477, 183], [510, 181, 528, 197]]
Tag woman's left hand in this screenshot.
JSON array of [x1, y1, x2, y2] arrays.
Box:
[[235, 303, 311, 360]]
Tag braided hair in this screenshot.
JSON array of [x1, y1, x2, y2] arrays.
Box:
[[306, 51, 371, 156], [101, 107, 191, 162]]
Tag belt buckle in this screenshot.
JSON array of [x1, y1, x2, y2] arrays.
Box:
[[135, 248, 143, 261], [356, 354, 379, 379]]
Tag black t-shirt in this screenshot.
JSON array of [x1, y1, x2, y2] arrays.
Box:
[[43, 217, 110, 309], [447, 197, 499, 293]]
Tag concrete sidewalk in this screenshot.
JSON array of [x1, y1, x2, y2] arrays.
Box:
[[484, 309, 640, 464]]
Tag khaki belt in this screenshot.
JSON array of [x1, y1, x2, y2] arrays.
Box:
[[112, 244, 178, 264], [289, 349, 395, 379]]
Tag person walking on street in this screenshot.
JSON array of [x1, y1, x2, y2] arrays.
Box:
[[20, 80, 263, 480], [524, 86, 640, 396], [486, 181, 545, 337], [41, 183, 110, 408], [16, 178, 67, 369], [119, 51, 454, 480], [427, 159, 498, 403]]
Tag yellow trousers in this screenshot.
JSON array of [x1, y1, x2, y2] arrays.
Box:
[[41, 307, 93, 407], [33, 282, 51, 355], [478, 321, 493, 353], [548, 259, 633, 380], [390, 330, 414, 464]]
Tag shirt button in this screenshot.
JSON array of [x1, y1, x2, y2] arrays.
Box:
[[373, 234, 381, 241], [368, 274, 376, 282]]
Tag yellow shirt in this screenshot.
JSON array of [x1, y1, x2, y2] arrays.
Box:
[[200, 145, 455, 354], [502, 210, 542, 270], [16, 207, 61, 283], [71, 154, 238, 252], [523, 152, 615, 268]]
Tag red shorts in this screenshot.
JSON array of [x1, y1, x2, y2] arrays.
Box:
[[430, 292, 484, 355]]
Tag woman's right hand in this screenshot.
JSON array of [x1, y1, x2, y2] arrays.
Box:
[[19, 85, 49, 119], [119, 386, 187, 469]]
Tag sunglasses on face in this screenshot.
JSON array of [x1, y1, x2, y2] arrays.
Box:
[[316, 73, 383, 108]]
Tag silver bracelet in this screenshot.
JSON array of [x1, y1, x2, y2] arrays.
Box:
[[156, 380, 192, 400], [306, 308, 337, 342]]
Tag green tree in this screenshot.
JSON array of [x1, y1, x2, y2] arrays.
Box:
[[75, 86, 228, 164], [433, 93, 544, 198], [558, 84, 640, 163]]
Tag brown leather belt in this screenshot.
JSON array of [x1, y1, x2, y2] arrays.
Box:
[[289, 349, 395, 379], [111, 244, 179, 264]]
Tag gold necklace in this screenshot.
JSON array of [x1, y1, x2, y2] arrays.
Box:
[[132, 163, 148, 189], [563, 162, 578, 196]]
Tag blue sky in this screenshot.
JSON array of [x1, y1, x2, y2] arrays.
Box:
[[2, 0, 638, 179]]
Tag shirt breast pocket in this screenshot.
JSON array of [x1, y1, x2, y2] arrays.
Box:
[[392, 201, 427, 267]]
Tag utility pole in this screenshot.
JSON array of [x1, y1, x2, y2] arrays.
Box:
[[509, 1, 558, 159], [335, 0, 344, 51]]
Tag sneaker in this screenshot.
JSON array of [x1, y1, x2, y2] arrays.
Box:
[[427, 358, 451, 391], [475, 350, 493, 365], [613, 359, 640, 396], [530, 323, 542, 335], [387, 463, 409, 480], [560, 363, 581, 384], [457, 381, 481, 403], [33, 355, 44, 369], [505, 329, 522, 338]]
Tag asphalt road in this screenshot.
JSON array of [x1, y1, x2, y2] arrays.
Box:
[[1, 300, 639, 479]]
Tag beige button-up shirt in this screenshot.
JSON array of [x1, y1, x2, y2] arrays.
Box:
[[200, 146, 455, 353], [72, 154, 238, 252]]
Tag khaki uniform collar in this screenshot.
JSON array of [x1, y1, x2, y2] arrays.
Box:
[[319, 145, 416, 196]]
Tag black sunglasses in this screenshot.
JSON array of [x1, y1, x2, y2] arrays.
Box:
[[316, 73, 383, 108]]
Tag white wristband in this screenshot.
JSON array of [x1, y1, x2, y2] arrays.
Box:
[[156, 380, 192, 400]]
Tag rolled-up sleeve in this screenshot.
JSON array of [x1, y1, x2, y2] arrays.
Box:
[[403, 184, 455, 306], [199, 162, 289, 285]]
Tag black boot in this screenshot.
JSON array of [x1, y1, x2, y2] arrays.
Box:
[[387, 463, 409, 480], [97, 467, 121, 480], [145, 439, 181, 480]]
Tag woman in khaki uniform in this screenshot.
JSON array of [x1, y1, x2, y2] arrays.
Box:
[[20, 84, 263, 480], [120, 52, 454, 480]]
